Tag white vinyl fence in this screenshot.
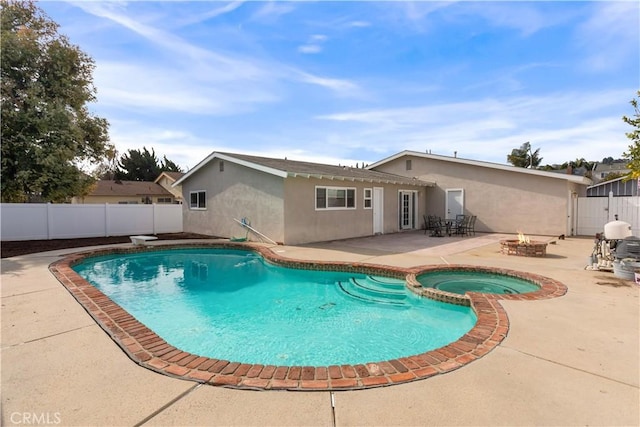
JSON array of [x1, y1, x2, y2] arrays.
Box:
[[1, 203, 183, 241], [576, 194, 640, 237]]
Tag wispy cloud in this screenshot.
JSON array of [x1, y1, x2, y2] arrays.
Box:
[[348, 21, 371, 28], [298, 34, 328, 54], [400, 1, 454, 24], [93, 62, 279, 115], [392, 1, 570, 37], [294, 71, 361, 96], [44, 1, 636, 170], [298, 45, 322, 54], [250, 1, 296, 23], [462, 62, 562, 94], [175, 1, 245, 27], [462, 2, 558, 37], [72, 2, 206, 64], [575, 1, 640, 72], [105, 122, 221, 171], [74, 2, 363, 113], [316, 89, 633, 163]]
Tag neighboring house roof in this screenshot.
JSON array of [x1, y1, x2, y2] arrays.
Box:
[[174, 152, 435, 187], [90, 180, 174, 197], [368, 150, 593, 185], [593, 161, 629, 173], [154, 171, 185, 183]]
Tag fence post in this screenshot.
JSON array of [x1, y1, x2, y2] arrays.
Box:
[[46, 203, 52, 240], [105, 203, 110, 237], [608, 191, 615, 222], [152, 203, 157, 235]]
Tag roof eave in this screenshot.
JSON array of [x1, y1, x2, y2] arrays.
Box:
[[370, 150, 592, 185], [286, 171, 433, 187], [173, 152, 288, 187]]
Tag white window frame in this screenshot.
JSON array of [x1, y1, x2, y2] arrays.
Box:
[[315, 186, 356, 210], [189, 190, 207, 210], [363, 188, 373, 209]]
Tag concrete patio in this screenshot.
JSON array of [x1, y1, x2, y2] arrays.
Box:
[[1, 232, 638, 426]]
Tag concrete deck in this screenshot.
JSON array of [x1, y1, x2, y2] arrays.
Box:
[[2, 232, 639, 426]]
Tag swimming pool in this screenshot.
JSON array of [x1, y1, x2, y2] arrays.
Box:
[[51, 243, 567, 390], [72, 248, 476, 366]]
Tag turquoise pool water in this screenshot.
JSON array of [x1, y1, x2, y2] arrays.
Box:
[[73, 248, 476, 366], [418, 270, 539, 295]]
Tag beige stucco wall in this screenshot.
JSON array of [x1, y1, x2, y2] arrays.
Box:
[[373, 155, 586, 236], [282, 178, 427, 245], [181, 159, 286, 241], [181, 159, 429, 245]]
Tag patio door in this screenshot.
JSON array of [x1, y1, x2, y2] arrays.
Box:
[[399, 190, 417, 230], [446, 189, 464, 220]]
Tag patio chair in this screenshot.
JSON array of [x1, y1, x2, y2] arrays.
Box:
[[454, 214, 469, 236], [424, 215, 438, 235], [465, 215, 477, 236], [430, 217, 444, 237]]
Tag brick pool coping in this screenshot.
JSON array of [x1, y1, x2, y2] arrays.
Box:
[[49, 242, 567, 391]]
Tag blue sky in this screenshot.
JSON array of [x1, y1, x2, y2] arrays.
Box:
[[40, 1, 639, 171]]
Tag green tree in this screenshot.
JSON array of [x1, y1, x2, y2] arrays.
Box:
[[1, 0, 110, 202], [561, 158, 595, 173], [622, 90, 640, 179], [601, 156, 615, 165], [161, 155, 183, 174], [116, 147, 182, 181], [507, 142, 542, 168], [93, 146, 119, 180]]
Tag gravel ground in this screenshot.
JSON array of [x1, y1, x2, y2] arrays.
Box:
[[1, 233, 214, 258]]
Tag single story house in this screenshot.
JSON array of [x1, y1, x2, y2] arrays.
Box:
[[173, 152, 433, 245], [72, 180, 177, 204], [368, 150, 592, 237], [154, 171, 185, 204]]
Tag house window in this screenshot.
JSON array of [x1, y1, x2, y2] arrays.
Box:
[[364, 188, 372, 209], [406, 159, 412, 171], [189, 191, 206, 209], [157, 197, 172, 204], [219, 161, 224, 172], [316, 186, 356, 210]]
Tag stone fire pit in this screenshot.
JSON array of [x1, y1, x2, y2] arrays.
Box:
[[500, 239, 547, 257]]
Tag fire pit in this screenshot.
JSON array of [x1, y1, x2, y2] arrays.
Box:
[[500, 233, 547, 257]]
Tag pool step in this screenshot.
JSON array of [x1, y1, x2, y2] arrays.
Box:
[[337, 276, 408, 306], [364, 275, 407, 290]]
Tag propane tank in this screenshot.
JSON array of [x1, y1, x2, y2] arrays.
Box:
[[604, 220, 632, 240]]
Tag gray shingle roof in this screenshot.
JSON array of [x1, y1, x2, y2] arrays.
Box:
[[215, 152, 432, 186]]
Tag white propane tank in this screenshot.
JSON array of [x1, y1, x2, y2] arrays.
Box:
[[604, 220, 632, 240]]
